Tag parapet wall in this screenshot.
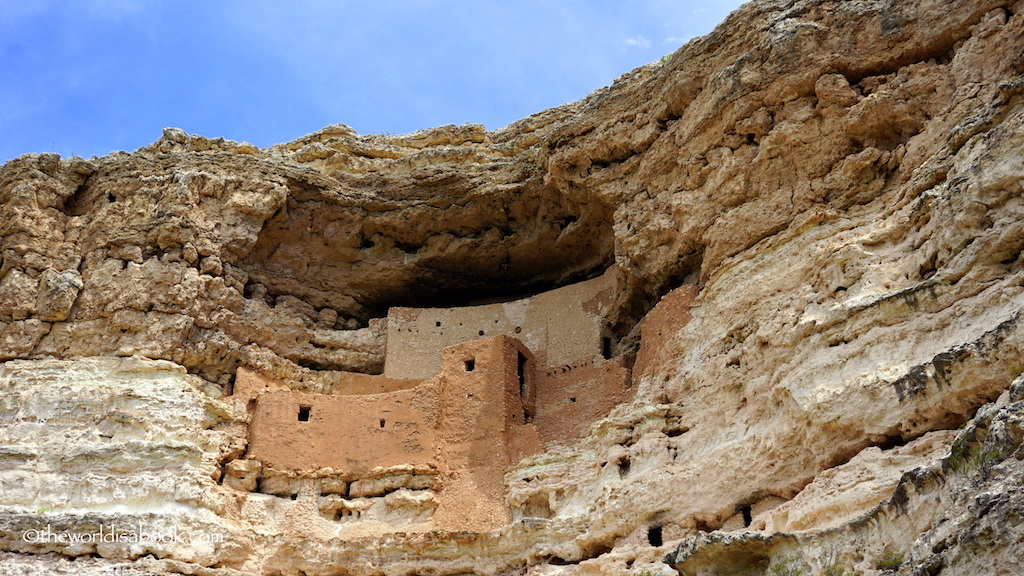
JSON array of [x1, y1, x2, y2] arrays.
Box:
[[384, 268, 616, 379], [234, 366, 421, 399]]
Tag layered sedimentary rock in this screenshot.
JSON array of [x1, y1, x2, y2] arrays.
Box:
[[2, 0, 1024, 574]]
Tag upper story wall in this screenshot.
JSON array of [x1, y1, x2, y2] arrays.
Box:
[[533, 356, 632, 447], [384, 268, 616, 379]]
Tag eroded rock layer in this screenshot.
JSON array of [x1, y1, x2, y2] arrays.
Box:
[[2, 0, 1024, 574]]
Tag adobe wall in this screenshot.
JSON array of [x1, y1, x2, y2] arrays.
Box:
[[432, 335, 543, 530], [236, 320, 637, 530], [240, 336, 544, 532], [533, 356, 633, 446], [332, 371, 421, 395], [246, 385, 439, 476], [633, 284, 700, 382], [435, 335, 539, 463], [383, 267, 617, 379]]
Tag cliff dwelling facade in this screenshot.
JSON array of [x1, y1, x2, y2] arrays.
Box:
[[226, 268, 636, 531]]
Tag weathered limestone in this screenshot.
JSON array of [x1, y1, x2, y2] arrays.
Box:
[[666, 379, 1024, 576], [755, 429, 959, 533], [0, 357, 247, 567]]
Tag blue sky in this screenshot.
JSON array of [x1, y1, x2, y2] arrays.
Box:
[[1, 1, 745, 163]]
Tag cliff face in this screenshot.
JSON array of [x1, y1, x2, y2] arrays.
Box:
[[3, 0, 1024, 574]]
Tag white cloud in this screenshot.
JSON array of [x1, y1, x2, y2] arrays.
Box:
[[624, 35, 652, 49]]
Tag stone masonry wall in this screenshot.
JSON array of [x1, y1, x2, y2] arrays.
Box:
[[383, 268, 616, 379]]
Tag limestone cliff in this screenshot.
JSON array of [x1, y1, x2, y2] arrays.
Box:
[[3, 0, 1024, 574]]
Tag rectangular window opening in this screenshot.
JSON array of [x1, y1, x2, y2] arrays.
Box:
[[464, 358, 475, 372], [517, 351, 528, 399], [298, 405, 312, 422], [518, 351, 532, 424]]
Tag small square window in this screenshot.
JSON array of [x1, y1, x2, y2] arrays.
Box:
[[464, 359, 475, 372], [298, 406, 311, 422]]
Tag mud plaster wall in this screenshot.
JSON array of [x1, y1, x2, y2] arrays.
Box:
[[246, 386, 439, 476], [433, 336, 543, 530], [238, 331, 634, 531], [384, 268, 616, 379], [436, 335, 539, 462], [534, 357, 633, 446], [234, 366, 421, 399], [332, 371, 421, 395], [244, 336, 541, 476], [633, 284, 700, 381]]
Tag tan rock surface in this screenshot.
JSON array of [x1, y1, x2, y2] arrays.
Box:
[[2, 0, 1024, 574], [757, 429, 958, 533], [667, 380, 1024, 576]]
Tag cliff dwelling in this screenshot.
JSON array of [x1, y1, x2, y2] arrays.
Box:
[[226, 268, 639, 531], [6, 1, 1024, 574]]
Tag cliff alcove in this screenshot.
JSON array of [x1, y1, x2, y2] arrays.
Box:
[[3, 0, 1024, 574]]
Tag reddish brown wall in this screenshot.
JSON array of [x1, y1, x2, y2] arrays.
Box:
[[435, 335, 538, 466], [247, 386, 438, 476], [235, 366, 421, 399], [237, 325, 641, 530], [332, 371, 421, 395], [533, 357, 633, 446], [432, 336, 542, 530], [633, 284, 700, 382], [241, 336, 545, 531]]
